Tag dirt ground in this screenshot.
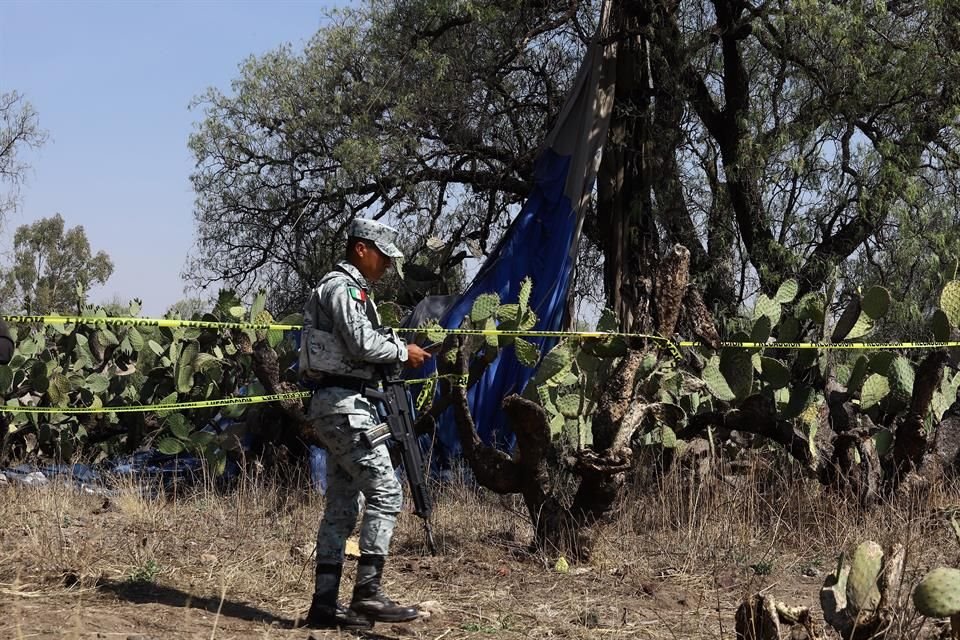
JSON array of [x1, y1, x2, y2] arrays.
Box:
[[0, 462, 956, 640]]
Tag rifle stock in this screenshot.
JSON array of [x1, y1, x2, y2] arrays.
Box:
[[364, 366, 437, 555]]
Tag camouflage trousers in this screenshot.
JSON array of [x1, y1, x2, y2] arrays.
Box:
[[309, 404, 403, 564]]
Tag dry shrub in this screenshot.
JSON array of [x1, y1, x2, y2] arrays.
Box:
[[2, 450, 960, 639]]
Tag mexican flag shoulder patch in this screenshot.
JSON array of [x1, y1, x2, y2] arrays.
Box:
[[347, 286, 367, 303]]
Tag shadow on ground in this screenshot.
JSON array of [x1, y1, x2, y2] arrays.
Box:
[[94, 579, 400, 638], [96, 578, 294, 628]]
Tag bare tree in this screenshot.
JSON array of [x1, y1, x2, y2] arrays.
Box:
[[0, 91, 48, 224]]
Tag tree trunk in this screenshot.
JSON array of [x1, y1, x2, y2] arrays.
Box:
[[597, 0, 659, 333]]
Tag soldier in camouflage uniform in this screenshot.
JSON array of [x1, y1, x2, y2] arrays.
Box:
[[300, 218, 431, 630]]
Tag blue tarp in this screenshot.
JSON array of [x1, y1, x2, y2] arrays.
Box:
[[421, 14, 617, 460]]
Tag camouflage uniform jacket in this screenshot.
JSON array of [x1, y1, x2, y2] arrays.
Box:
[[300, 261, 408, 416]]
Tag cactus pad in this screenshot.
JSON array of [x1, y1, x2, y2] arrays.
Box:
[[753, 294, 782, 327], [484, 318, 499, 347], [847, 356, 869, 394], [861, 286, 891, 319], [470, 293, 501, 323], [941, 280, 960, 328], [377, 302, 403, 328], [775, 279, 799, 304], [778, 316, 801, 342], [914, 567, 960, 617], [887, 356, 914, 404], [860, 374, 890, 411], [576, 350, 600, 373], [703, 356, 736, 402], [47, 373, 71, 406], [536, 384, 553, 410], [820, 564, 850, 630], [759, 357, 790, 389], [519, 309, 539, 331], [659, 425, 677, 449], [832, 297, 862, 342], [514, 337, 540, 367], [496, 303, 520, 322], [933, 309, 952, 341], [720, 348, 754, 400], [797, 292, 826, 324], [845, 312, 874, 340], [846, 541, 883, 613], [530, 341, 574, 388], [548, 412, 565, 436], [0, 365, 11, 394], [868, 351, 895, 375], [751, 315, 772, 344], [176, 341, 200, 394], [422, 321, 446, 344], [518, 277, 533, 311], [126, 327, 145, 352], [556, 394, 581, 418]]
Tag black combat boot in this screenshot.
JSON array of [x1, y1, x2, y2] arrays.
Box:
[[349, 554, 418, 623], [305, 563, 374, 630]]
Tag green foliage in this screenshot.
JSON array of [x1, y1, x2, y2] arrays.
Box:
[[1, 291, 299, 473], [126, 559, 161, 584], [0, 213, 114, 314], [187, 0, 580, 311], [523, 322, 611, 451]]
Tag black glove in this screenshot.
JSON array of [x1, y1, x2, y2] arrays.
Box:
[[0, 320, 13, 365]]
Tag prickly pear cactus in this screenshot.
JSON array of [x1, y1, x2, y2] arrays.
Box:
[[774, 279, 798, 304], [861, 286, 890, 320], [886, 356, 914, 405], [940, 280, 960, 327], [860, 374, 890, 411], [914, 567, 960, 618], [754, 294, 782, 328], [846, 541, 883, 614], [1, 289, 300, 474], [703, 355, 736, 402], [822, 541, 905, 639], [470, 293, 501, 323]]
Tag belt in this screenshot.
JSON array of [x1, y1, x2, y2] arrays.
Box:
[[315, 375, 369, 392]]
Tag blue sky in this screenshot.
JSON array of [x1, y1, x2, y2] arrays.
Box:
[[0, 0, 346, 316]]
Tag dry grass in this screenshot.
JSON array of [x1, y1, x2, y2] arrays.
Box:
[[1, 452, 958, 639]]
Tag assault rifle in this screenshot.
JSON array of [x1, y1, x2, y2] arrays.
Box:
[[362, 365, 437, 555]]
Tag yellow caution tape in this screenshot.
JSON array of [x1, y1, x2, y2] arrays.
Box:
[[0, 375, 472, 415], [405, 373, 469, 387], [396, 326, 668, 341], [0, 315, 300, 332], [5, 314, 959, 351], [415, 377, 436, 411], [1, 391, 311, 414], [676, 340, 960, 350]]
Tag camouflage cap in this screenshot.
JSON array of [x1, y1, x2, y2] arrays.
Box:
[[348, 218, 404, 259]]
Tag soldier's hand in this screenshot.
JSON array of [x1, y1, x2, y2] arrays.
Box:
[[405, 344, 432, 369]]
